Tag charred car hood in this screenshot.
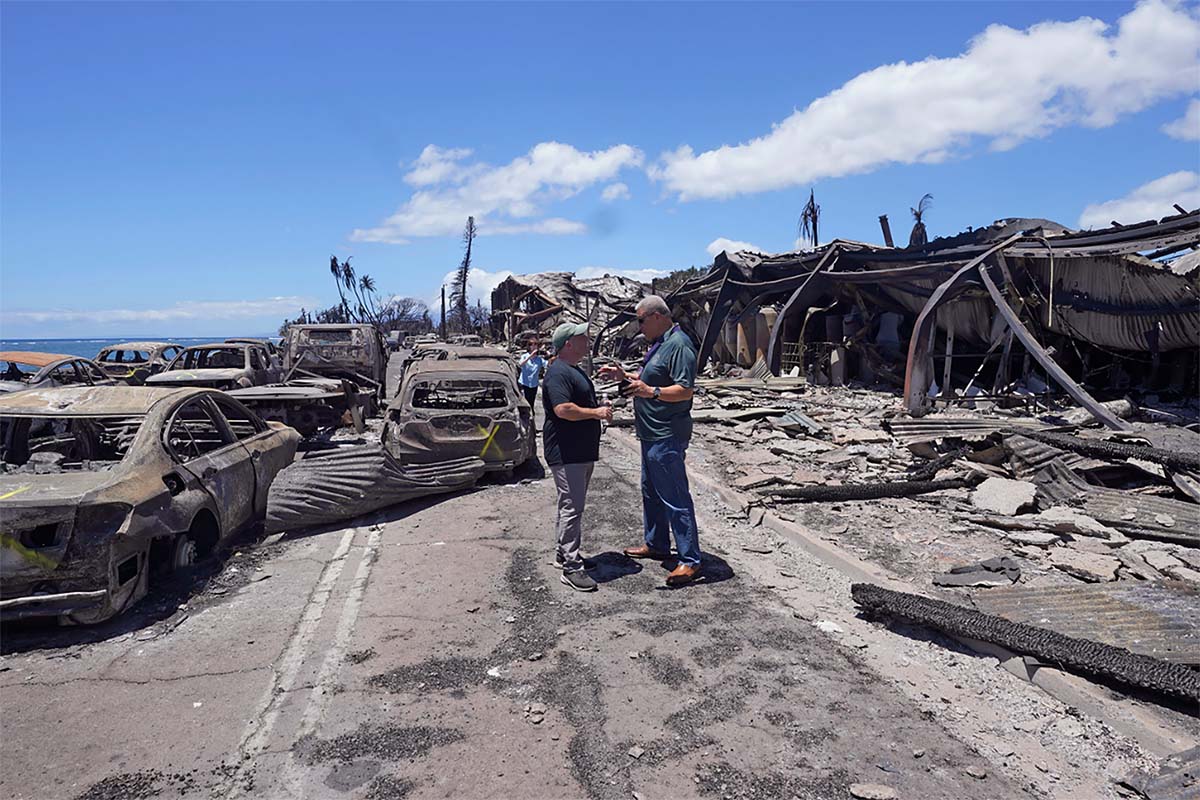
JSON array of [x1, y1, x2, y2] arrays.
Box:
[[146, 369, 243, 384], [0, 472, 118, 509]]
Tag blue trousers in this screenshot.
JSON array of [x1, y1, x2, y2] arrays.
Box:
[[640, 436, 701, 567]]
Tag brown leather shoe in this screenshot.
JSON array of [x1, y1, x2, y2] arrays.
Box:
[[665, 564, 701, 586], [623, 544, 671, 560]]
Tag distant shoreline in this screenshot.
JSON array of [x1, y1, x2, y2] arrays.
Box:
[[0, 335, 278, 360]]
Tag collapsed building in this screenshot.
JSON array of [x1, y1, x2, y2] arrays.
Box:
[[593, 210, 1200, 426], [490, 271, 648, 351]]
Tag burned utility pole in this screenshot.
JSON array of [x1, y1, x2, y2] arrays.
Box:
[[440, 285, 446, 340], [878, 214, 895, 247]]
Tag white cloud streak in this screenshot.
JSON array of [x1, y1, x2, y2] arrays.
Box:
[[352, 142, 643, 244], [3, 296, 315, 325], [601, 182, 631, 202], [706, 237, 767, 257], [652, 1, 1200, 200], [1163, 98, 1200, 140], [1078, 171, 1200, 228]]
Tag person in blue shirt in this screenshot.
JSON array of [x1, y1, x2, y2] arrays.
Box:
[[599, 295, 702, 586], [517, 337, 548, 409]]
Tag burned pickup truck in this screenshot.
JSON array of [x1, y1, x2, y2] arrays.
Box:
[[283, 324, 387, 403], [215, 324, 388, 437], [383, 358, 534, 475], [0, 386, 299, 623]]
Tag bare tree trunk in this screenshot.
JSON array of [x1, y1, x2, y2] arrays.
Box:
[[450, 216, 476, 333]]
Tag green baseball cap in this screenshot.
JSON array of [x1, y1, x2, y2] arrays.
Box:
[[551, 322, 589, 352]]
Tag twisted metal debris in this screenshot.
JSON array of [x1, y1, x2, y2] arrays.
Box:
[[851, 583, 1200, 701], [266, 444, 486, 533]]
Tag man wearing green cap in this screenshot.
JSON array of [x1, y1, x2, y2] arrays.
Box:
[[542, 321, 612, 591]]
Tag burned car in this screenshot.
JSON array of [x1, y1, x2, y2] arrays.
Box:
[[145, 342, 281, 390], [0, 386, 300, 623], [0, 352, 114, 395], [397, 344, 517, 386], [95, 341, 183, 384], [283, 323, 387, 402], [226, 337, 282, 368], [383, 358, 534, 474]]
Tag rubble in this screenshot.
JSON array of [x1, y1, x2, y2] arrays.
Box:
[[970, 477, 1037, 515], [1048, 549, 1121, 583], [489, 271, 647, 352]]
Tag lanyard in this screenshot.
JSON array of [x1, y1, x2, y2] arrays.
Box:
[[643, 325, 679, 368]]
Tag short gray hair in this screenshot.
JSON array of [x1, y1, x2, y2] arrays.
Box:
[[635, 295, 670, 316]]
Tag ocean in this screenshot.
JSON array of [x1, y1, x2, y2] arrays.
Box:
[[0, 336, 276, 360]]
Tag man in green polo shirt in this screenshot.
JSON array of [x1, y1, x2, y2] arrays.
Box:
[[599, 295, 702, 586]]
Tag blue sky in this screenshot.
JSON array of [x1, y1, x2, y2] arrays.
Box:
[[2, 1, 1198, 338]]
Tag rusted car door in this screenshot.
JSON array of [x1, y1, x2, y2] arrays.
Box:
[[209, 396, 289, 518], [163, 398, 256, 536]]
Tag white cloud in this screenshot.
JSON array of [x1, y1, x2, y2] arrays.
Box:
[[706, 237, 767, 257], [601, 182, 631, 202], [352, 142, 644, 243], [1078, 171, 1200, 228], [3, 296, 315, 325], [429, 267, 515, 312], [487, 218, 587, 235], [1163, 98, 1200, 140], [652, 1, 1200, 200], [404, 145, 477, 186]]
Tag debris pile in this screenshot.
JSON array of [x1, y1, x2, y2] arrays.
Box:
[[672, 364, 1199, 697], [594, 210, 1199, 423], [490, 271, 647, 352]]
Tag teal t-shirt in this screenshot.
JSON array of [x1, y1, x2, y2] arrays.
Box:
[[633, 326, 697, 442]]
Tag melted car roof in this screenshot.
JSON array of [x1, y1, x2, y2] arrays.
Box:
[[0, 351, 77, 367], [0, 385, 200, 416]]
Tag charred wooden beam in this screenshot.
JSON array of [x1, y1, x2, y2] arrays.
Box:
[[851, 583, 1200, 701]]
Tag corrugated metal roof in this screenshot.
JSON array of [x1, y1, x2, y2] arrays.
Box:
[[973, 582, 1200, 665], [884, 414, 1045, 445], [1035, 460, 1200, 547], [1005, 433, 1107, 479], [266, 444, 485, 533]]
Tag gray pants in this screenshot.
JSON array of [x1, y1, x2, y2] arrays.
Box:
[[550, 462, 594, 572]]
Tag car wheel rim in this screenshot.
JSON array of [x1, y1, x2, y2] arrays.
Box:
[[173, 538, 197, 570]]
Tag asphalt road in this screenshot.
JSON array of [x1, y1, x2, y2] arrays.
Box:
[[0, 421, 1042, 800]]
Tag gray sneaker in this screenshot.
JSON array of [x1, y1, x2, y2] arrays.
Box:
[[560, 571, 597, 592]]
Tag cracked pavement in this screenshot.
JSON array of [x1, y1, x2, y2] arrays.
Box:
[[0, 425, 1164, 799]]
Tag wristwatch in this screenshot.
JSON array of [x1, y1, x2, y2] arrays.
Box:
[[652, 386, 661, 400]]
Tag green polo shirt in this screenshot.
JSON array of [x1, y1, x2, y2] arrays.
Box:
[[633, 326, 697, 442]]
